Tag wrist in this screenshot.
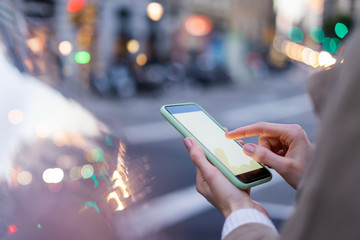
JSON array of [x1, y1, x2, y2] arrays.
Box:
[[222, 200, 255, 218]]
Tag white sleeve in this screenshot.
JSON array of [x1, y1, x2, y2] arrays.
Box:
[[221, 208, 277, 239]]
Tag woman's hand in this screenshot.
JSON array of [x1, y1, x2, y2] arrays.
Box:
[[226, 122, 313, 189], [184, 138, 269, 218]]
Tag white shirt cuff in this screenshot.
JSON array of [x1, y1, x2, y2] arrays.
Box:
[[221, 208, 276, 239]]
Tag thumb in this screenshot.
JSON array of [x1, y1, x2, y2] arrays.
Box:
[[243, 143, 286, 172]]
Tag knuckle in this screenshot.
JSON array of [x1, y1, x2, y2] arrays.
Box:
[[256, 122, 268, 135], [291, 124, 303, 133], [257, 121, 267, 128], [258, 135, 267, 142]]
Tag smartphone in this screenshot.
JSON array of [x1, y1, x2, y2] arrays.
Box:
[[160, 103, 272, 189]]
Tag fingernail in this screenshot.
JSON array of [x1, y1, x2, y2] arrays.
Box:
[[243, 143, 256, 155], [184, 138, 193, 150]]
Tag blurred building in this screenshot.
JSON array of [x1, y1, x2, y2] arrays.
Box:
[[90, 0, 276, 85], [165, 0, 276, 83]]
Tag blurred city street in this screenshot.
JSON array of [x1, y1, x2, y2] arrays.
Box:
[[0, 0, 355, 239]]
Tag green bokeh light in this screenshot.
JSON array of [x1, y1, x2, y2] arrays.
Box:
[[335, 23, 348, 39], [310, 26, 325, 43], [82, 168, 94, 179], [75, 51, 91, 64], [37, 224, 42, 229], [288, 26, 304, 43], [91, 147, 104, 162], [323, 37, 341, 54]]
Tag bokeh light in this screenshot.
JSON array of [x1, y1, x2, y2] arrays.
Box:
[[53, 132, 67, 147], [335, 23, 348, 39], [75, 51, 91, 64], [318, 51, 336, 67], [301, 48, 318, 67], [8, 225, 17, 234], [127, 40, 140, 54], [70, 166, 82, 180], [67, 0, 86, 13], [58, 41, 72, 56], [81, 164, 94, 179], [26, 37, 42, 53], [146, 2, 164, 21], [136, 53, 147, 66], [322, 37, 341, 54], [310, 26, 325, 43], [184, 15, 213, 37], [42, 168, 64, 184], [288, 26, 304, 43], [36, 123, 51, 138], [17, 171, 33, 186], [278, 39, 320, 68], [8, 109, 23, 125], [88, 147, 105, 163]]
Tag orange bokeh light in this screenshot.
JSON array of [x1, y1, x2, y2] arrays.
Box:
[[184, 15, 213, 37]]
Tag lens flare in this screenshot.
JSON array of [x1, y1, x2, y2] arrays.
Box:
[[107, 191, 125, 211], [112, 171, 129, 198]]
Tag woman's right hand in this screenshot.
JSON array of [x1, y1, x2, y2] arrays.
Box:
[[226, 122, 314, 189]]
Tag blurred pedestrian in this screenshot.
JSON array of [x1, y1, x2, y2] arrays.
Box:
[[184, 26, 360, 239]]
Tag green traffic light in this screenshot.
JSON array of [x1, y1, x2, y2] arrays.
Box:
[[288, 26, 304, 43], [75, 51, 91, 64], [335, 23, 348, 39]]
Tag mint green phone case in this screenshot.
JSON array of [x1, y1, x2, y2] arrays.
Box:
[[160, 103, 271, 189]]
